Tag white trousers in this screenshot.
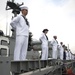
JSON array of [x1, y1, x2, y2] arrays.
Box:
[[52, 46, 57, 59], [41, 46, 48, 60], [14, 35, 28, 61], [60, 49, 63, 60]]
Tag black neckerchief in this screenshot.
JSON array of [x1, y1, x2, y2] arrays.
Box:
[[21, 15, 29, 26], [45, 34, 48, 40]]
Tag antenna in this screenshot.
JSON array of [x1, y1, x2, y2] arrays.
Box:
[[6, 23, 8, 36], [9, 25, 11, 37], [67, 44, 69, 50]]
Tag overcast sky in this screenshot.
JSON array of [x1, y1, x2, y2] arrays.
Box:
[[0, 0, 75, 53]]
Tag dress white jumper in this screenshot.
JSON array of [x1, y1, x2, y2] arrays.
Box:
[[10, 15, 29, 60], [51, 39, 58, 59], [59, 44, 64, 60], [40, 33, 48, 60]]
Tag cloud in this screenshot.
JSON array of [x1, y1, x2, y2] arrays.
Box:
[[52, 0, 69, 5], [44, 0, 69, 7], [0, 0, 75, 53]]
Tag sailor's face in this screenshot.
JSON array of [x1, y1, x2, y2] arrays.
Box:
[[22, 9, 28, 16], [54, 36, 57, 39], [45, 31, 48, 34]]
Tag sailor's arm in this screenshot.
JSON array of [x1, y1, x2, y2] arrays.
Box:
[[39, 34, 44, 43], [10, 16, 20, 28], [50, 40, 54, 46]]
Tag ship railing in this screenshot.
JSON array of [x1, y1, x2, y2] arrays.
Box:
[[10, 59, 63, 75], [61, 61, 75, 75]]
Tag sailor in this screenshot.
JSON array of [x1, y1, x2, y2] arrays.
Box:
[[68, 49, 71, 60], [59, 42, 64, 60], [63, 45, 66, 60], [64, 46, 69, 60], [66, 50, 69, 60], [51, 35, 58, 59], [39, 29, 49, 60], [10, 6, 30, 60]]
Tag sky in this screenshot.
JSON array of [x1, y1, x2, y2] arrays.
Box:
[[0, 0, 75, 53]]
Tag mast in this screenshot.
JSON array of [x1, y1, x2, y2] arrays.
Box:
[[6, 0, 24, 38], [12, 0, 14, 3]]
